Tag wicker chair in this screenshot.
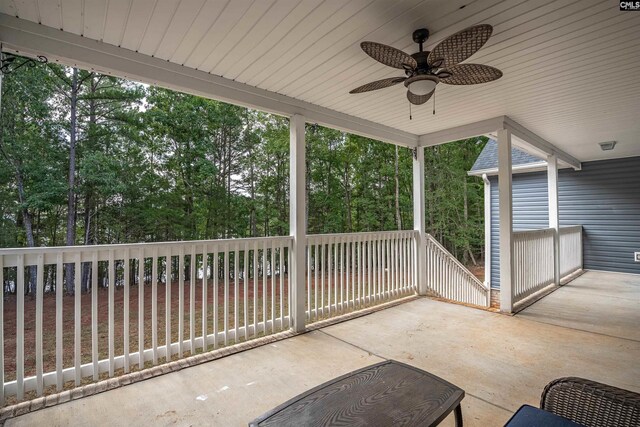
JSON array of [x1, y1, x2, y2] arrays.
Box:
[[540, 377, 640, 427]]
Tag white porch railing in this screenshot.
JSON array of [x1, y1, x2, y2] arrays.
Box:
[[560, 226, 583, 278], [512, 226, 583, 306], [305, 231, 417, 323], [0, 236, 292, 402], [425, 234, 490, 307], [1, 229, 497, 403], [512, 228, 555, 304]]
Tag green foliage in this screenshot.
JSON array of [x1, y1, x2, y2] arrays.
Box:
[[425, 137, 488, 262], [0, 61, 487, 264]]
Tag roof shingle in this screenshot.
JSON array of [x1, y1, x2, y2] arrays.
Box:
[[470, 139, 542, 172]]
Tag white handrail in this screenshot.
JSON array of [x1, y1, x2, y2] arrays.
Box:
[[307, 230, 417, 240], [0, 236, 293, 267], [425, 234, 490, 307]]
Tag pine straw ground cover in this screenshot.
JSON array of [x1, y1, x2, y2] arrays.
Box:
[[2, 277, 288, 405]]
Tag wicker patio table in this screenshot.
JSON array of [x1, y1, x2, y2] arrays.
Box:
[[249, 360, 465, 427]]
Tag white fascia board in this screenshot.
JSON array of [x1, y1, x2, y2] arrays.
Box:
[[467, 161, 573, 177], [468, 161, 547, 177], [0, 14, 418, 148]]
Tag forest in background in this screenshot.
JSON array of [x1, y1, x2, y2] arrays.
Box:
[[0, 61, 486, 295]]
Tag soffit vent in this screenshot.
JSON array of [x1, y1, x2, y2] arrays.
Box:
[[598, 141, 616, 151]]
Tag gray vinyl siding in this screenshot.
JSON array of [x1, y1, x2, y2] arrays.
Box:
[[489, 156, 640, 289], [489, 172, 549, 288]]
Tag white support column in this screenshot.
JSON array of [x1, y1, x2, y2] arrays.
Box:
[[547, 154, 560, 285], [412, 147, 427, 295], [482, 174, 492, 288], [289, 114, 306, 333], [497, 129, 514, 313]]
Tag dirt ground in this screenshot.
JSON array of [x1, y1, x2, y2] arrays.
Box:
[[467, 263, 485, 282], [2, 270, 403, 382], [2, 264, 482, 404], [3, 277, 289, 385]]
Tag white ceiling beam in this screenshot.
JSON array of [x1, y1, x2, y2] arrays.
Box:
[[486, 131, 547, 160], [418, 115, 581, 170], [0, 14, 418, 148], [502, 116, 581, 170], [418, 116, 506, 147]]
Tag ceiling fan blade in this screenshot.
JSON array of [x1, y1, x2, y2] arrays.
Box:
[[349, 77, 406, 94], [427, 24, 493, 68], [407, 89, 434, 105], [360, 41, 417, 70], [438, 64, 502, 85]]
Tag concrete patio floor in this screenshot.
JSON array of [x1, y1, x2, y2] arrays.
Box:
[[7, 271, 639, 426]]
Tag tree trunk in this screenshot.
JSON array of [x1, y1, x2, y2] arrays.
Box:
[[82, 76, 97, 293], [467, 246, 478, 266], [15, 165, 37, 295], [226, 129, 232, 238], [249, 149, 257, 237], [394, 145, 402, 230], [305, 140, 311, 234], [82, 193, 92, 292], [344, 163, 352, 232], [463, 178, 468, 225], [65, 67, 79, 294]]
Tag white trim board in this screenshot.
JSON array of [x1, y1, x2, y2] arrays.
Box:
[[467, 161, 572, 177], [419, 117, 505, 147], [0, 14, 418, 148]]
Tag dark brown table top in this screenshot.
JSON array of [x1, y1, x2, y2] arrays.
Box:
[[249, 360, 465, 427]]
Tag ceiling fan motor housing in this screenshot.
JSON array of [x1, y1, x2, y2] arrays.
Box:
[[410, 51, 431, 75]]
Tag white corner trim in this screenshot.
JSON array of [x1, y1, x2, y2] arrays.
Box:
[[0, 14, 418, 148], [482, 174, 491, 289]]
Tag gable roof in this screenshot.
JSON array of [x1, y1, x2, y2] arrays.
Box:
[[469, 139, 544, 176]]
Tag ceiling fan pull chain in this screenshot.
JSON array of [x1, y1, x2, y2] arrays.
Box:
[[433, 90, 436, 115], [409, 102, 412, 120]]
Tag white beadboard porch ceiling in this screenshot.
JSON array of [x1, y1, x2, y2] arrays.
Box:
[[1, 0, 639, 162]]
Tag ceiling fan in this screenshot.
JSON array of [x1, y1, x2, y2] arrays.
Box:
[[349, 25, 502, 106]]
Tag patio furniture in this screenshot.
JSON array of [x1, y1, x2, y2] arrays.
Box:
[[504, 405, 582, 426], [249, 360, 465, 426], [540, 377, 640, 427]]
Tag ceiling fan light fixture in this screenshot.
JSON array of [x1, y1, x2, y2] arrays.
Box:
[[405, 75, 439, 96]]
